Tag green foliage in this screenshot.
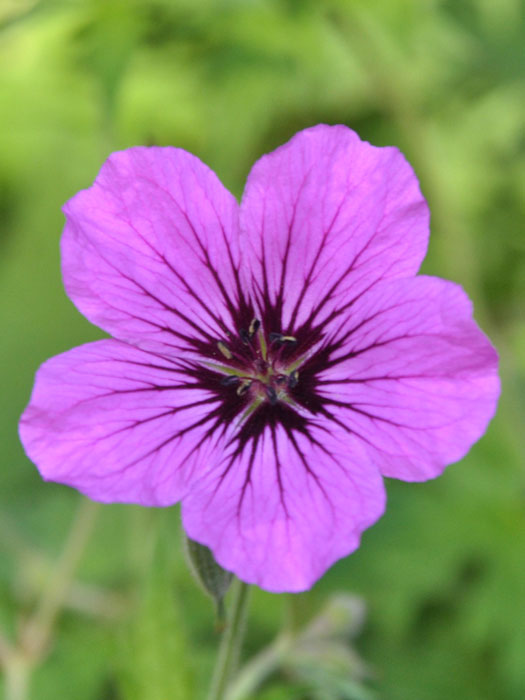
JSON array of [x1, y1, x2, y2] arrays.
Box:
[[117, 519, 195, 700], [1, 0, 523, 698]]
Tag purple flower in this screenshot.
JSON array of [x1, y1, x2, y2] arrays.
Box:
[[19, 125, 499, 592]]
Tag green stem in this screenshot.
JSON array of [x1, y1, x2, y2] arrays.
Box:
[[227, 593, 297, 700], [227, 632, 291, 700], [3, 652, 29, 700], [207, 579, 251, 700], [21, 498, 99, 660]]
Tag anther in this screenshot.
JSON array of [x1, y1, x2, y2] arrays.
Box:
[[275, 374, 287, 386], [236, 379, 252, 396], [220, 375, 240, 386], [217, 341, 232, 359], [288, 370, 299, 388], [248, 318, 261, 337], [265, 386, 278, 405], [269, 333, 297, 345], [239, 328, 250, 344]]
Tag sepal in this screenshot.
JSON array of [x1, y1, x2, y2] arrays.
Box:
[[184, 535, 233, 625]]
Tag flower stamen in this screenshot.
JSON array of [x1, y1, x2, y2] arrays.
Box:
[[215, 322, 301, 409], [217, 341, 232, 359], [220, 375, 240, 386], [236, 379, 253, 396], [269, 333, 297, 345], [248, 318, 261, 337], [288, 370, 299, 388], [239, 328, 251, 345]]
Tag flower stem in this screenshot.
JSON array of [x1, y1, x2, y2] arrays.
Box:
[[227, 594, 298, 699], [3, 651, 29, 700], [20, 498, 99, 660], [227, 632, 291, 700], [207, 579, 250, 700]]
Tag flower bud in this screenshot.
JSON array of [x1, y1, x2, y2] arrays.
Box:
[[184, 535, 233, 623]]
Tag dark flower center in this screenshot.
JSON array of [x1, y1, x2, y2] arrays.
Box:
[[214, 319, 301, 409], [180, 291, 337, 454]]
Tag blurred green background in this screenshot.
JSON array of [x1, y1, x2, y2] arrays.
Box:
[[1, 0, 524, 698]]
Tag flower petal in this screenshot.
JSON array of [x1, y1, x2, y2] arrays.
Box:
[[240, 124, 429, 332], [62, 147, 245, 355], [314, 276, 500, 481], [182, 407, 386, 592], [19, 340, 227, 505]]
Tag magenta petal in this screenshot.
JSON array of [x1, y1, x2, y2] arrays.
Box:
[[182, 419, 385, 592], [19, 341, 226, 505], [62, 147, 242, 353], [317, 276, 500, 481], [240, 124, 429, 329]]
